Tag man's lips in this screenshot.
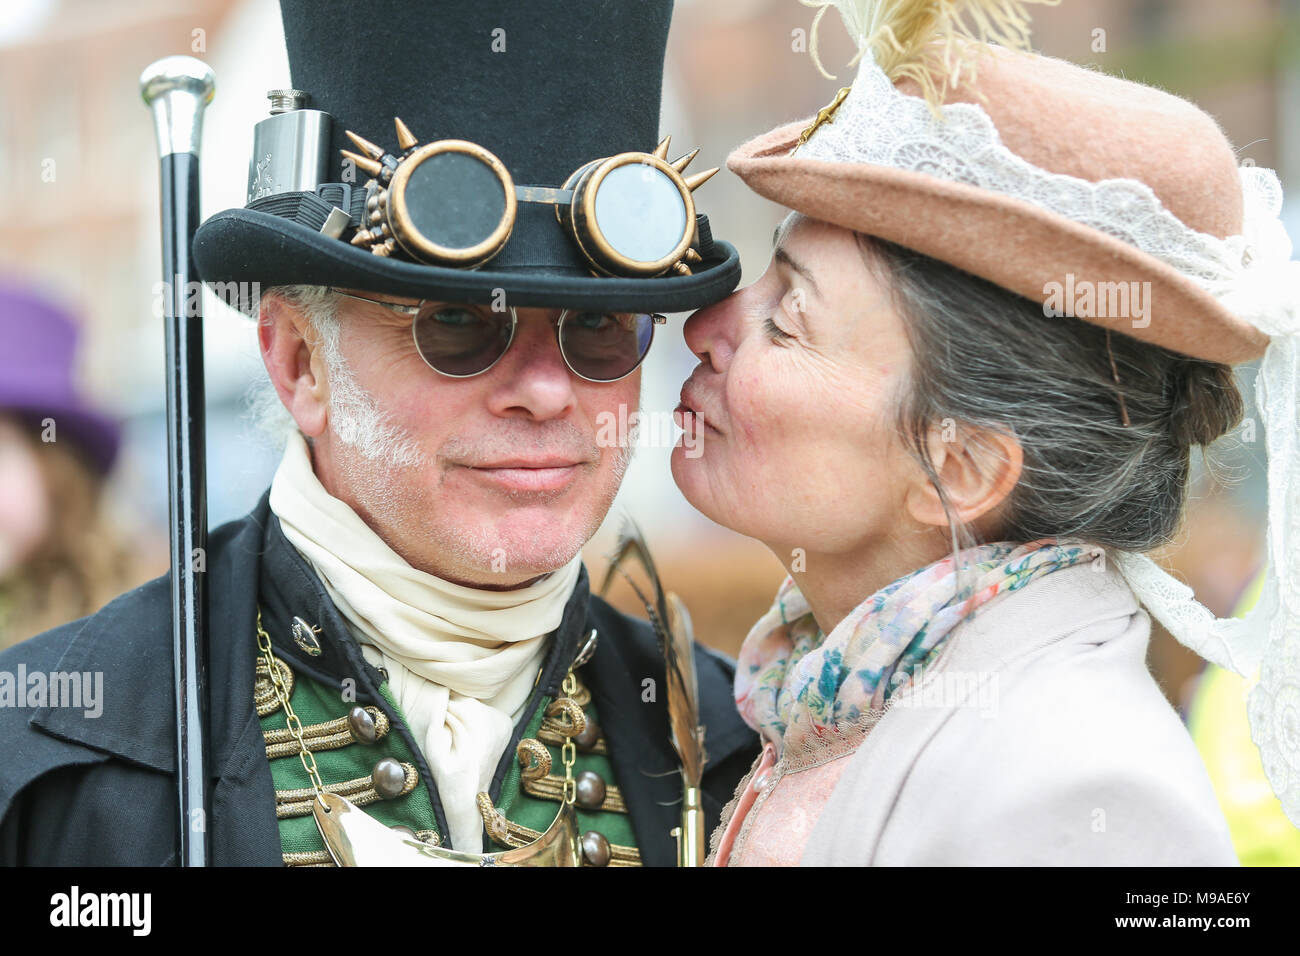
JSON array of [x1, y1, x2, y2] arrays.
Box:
[[456, 457, 589, 493], [472, 457, 585, 469]]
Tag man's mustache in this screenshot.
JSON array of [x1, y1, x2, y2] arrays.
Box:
[[439, 421, 600, 468]]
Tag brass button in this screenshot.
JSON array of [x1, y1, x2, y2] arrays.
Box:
[[580, 830, 611, 867], [574, 770, 606, 810], [348, 706, 378, 743], [372, 758, 407, 799], [574, 717, 601, 751]]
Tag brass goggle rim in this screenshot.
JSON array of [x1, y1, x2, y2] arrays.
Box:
[[387, 140, 518, 267], [330, 290, 665, 383], [561, 152, 696, 278]]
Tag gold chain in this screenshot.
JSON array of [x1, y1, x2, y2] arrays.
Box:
[[256, 608, 325, 795], [560, 669, 578, 804]]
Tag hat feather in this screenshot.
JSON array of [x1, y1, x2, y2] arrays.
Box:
[[801, 0, 1060, 112]]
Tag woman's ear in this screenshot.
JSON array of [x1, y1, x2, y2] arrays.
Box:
[[904, 421, 1024, 531], [259, 294, 330, 439]]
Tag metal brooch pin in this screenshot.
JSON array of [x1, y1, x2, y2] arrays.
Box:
[[291, 616, 323, 656]]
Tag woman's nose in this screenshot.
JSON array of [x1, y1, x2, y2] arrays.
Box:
[[683, 287, 745, 372]]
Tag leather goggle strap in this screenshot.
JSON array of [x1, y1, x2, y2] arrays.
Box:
[[247, 184, 716, 262]]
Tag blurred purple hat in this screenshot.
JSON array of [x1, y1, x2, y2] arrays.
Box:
[[0, 283, 121, 473]]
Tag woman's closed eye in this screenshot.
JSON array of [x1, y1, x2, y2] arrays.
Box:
[[763, 290, 806, 342], [763, 316, 794, 341]]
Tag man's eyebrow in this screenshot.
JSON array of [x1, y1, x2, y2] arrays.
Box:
[[774, 246, 821, 299]]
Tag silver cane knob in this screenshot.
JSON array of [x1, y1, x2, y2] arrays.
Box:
[[140, 55, 216, 157]]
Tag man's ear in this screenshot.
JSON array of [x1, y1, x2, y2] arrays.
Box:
[[259, 293, 330, 439], [904, 421, 1024, 531]]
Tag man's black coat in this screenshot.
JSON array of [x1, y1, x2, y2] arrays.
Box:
[[0, 494, 758, 865]]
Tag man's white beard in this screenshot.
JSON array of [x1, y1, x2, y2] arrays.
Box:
[[321, 335, 427, 468]]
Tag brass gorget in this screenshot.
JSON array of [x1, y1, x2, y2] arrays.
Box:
[[312, 790, 581, 866]]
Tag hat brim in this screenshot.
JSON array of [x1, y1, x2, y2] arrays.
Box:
[[728, 120, 1269, 365], [193, 207, 742, 315]]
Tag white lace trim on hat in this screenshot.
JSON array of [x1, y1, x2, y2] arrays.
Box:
[[797, 49, 1277, 293], [800, 49, 1300, 827]]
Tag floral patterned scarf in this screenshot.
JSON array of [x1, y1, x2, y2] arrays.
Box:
[[735, 539, 1100, 753]]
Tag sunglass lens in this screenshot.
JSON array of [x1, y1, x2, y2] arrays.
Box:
[[560, 311, 656, 381], [412, 305, 513, 376]]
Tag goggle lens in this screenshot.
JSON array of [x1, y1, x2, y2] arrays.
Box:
[[591, 163, 688, 263], [404, 150, 509, 253]]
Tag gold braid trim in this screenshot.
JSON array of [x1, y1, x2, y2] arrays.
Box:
[[537, 720, 608, 754], [538, 671, 600, 750], [607, 845, 642, 867], [477, 792, 540, 848], [254, 656, 295, 717], [283, 829, 439, 868], [521, 773, 627, 813], [274, 761, 418, 819], [262, 706, 390, 760], [565, 673, 592, 708], [516, 738, 552, 780]]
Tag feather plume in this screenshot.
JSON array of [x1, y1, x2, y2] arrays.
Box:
[[663, 591, 705, 785], [800, 0, 1060, 113], [599, 518, 705, 788]]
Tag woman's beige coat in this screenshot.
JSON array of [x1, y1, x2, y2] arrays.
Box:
[[797, 561, 1238, 865]]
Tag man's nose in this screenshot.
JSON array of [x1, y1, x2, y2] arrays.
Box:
[[483, 310, 579, 420]]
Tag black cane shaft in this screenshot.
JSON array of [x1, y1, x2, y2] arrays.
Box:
[[159, 150, 211, 867]]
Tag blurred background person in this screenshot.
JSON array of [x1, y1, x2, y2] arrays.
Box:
[[0, 284, 142, 647]]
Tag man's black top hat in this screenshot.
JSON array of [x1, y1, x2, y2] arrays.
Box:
[[193, 0, 741, 313]]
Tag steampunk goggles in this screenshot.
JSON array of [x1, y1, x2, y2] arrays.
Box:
[[340, 118, 717, 279]]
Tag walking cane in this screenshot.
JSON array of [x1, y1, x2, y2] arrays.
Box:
[[140, 56, 216, 867]]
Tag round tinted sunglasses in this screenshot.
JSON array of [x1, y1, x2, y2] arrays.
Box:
[[330, 290, 665, 382]]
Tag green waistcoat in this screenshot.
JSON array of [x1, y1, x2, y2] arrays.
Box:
[[257, 652, 639, 866]]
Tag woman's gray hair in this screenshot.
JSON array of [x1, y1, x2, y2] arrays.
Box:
[[858, 234, 1244, 556]]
